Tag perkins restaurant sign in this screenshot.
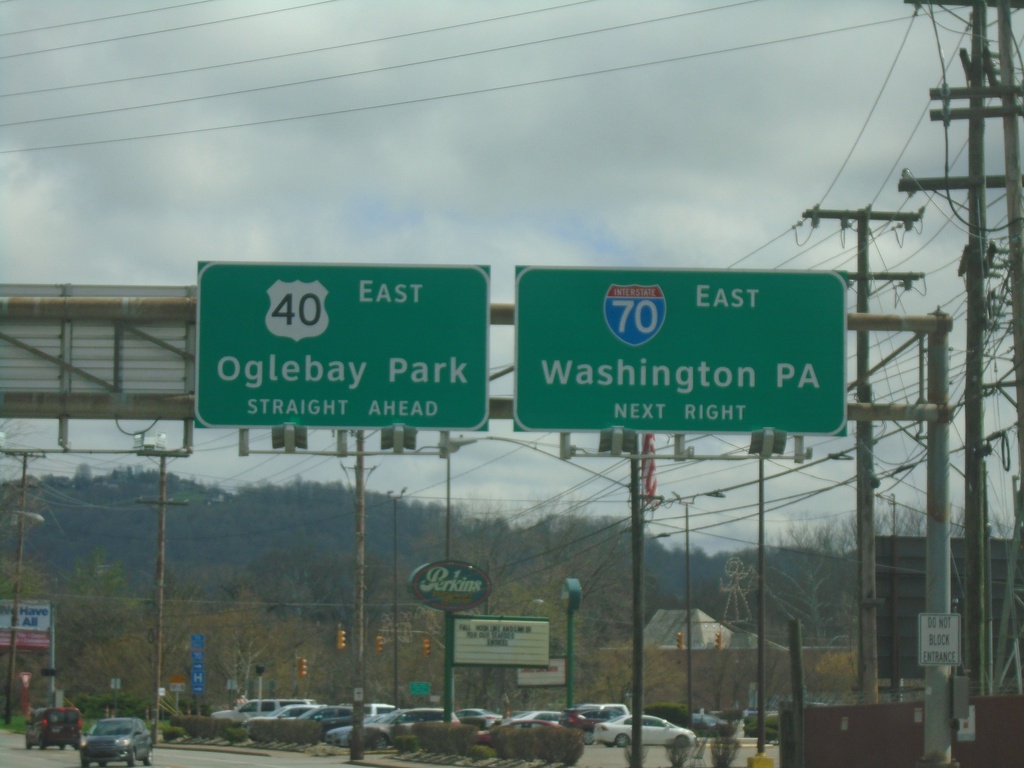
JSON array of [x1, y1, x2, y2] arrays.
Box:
[[409, 561, 491, 612]]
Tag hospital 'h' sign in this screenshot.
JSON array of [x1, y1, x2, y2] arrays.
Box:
[[197, 262, 490, 430], [514, 267, 847, 435]]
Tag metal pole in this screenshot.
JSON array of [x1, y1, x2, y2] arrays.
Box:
[[445, 451, 452, 559], [351, 430, 367, 760], [389, 488, 405, 707], [629, 456, 644, 768], [685, 502, 694, 727], [920, 313, 953, 766], [152, 456, 167, 742], [757, 454, 767, 757]]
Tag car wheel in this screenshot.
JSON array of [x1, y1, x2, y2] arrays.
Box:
[[583, 730, 595, 745], [143, 746, 153, 766], [25, 737, 31, 749], [81, 759, 90, 768], [127, 746, 136, 766], [614, 733, 630, 748]]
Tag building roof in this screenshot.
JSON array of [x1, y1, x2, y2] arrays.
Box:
[[645, 608, 735, 649]]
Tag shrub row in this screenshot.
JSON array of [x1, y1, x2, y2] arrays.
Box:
[[170, 715, 237, 740], [246, 718, 321, 745], [490, 724, 584, 765]]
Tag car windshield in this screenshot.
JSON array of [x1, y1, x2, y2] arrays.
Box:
[[91, 721, 131, 736]]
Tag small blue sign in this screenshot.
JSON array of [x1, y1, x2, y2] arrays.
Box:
[[191, 664, 205, 694], [191, 633, 205, 649], [191, 651, 204, 663]]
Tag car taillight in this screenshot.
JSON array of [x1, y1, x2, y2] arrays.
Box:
[[42, 718, 49, 727]]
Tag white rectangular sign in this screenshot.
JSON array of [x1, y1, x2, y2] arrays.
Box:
[[918, 612, 961, 666], [0, 600, 52, 632], [453, 617, 549, 668]]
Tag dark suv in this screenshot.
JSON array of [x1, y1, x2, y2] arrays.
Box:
[[25, 706, 83, 750], [559, 705, 630, 745]]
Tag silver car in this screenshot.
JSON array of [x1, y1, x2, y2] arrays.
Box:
[[80, 717, 153, 767]]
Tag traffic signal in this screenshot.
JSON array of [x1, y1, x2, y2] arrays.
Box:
[[676, 631, 684, 650], [337, 625, 347, 650], [715, 631, 724, 650], [422, 637, 431, 657], [297, 657, 308, 677], [375, 635, 384, 654]]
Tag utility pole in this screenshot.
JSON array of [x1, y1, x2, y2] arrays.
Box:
[[995, 0, 1024, 694], [962, 0, 991, 693], [898, 0, 1024, 693], [137, 455, 188, 744], [3, 454, 34, 724], [803, 205, 924, 701]]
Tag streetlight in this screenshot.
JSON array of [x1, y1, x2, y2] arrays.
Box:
[[748, 428, 785, 765], [387, 487, 406, 708], [438, 433, 477, 559], [561, 578, 581, 708]]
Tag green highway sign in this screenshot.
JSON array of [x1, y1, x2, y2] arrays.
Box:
[[196, 262, 489, 429], [514, 267, 847, 435]]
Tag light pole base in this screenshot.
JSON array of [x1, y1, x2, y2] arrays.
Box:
[[747, 754, 774, 768]]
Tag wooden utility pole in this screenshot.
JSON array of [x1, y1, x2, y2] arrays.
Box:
[[996, 0, 1024, 691], [898, 0, 1024, 692], [138, 455, 188, 743], [803, 205, 923, 701]]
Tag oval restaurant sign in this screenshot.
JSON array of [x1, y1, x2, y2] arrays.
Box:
[[409, 560, 491, 612]]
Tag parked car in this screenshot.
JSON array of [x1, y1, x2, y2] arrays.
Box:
[[690, 711, 730, 733], [367, 707, 457, 749], [211, 698, 316, 722], [325, 712, 391, 747], [353, 707, 456, 749], [305, 703, 395, 740], [507, 710, 562, 724], [25, 706, 82, 750], [455, 708, 502, 727], [298, 705, 353, 737], [80, 717, 153, 767], [595, 714, 696, 748], [559, 705, 630, 745], [477, 718, 560, 746], [243, 703, 321, 729]]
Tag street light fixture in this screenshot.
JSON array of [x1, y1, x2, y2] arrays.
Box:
[[387, 487, 406, 708], [748, 428, 785, 764]]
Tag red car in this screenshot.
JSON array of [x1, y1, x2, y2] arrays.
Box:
[[559, 705, 629, 745]]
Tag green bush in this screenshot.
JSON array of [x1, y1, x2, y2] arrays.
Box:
[[536, 725, 584, 765], [742, 714, 779, 742], [489, 724, 583, 765], [468, 744, 496, 762], [170, 715, 235, 740], [394, 734, 420, 754], [75, 692, 150, 720], [225, 727, 248, 744], [246, 718, 321, 745], [160, 725, 186, 742], [645, 702, 689, 727]]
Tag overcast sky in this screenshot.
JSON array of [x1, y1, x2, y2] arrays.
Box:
[[2, 1, 1022, 557]]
